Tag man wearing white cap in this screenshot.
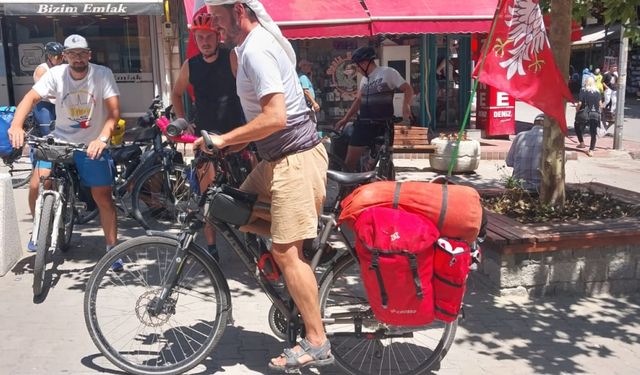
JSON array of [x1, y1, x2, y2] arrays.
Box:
[[196, 1, 331, 371], [8, 34, 120, 265]]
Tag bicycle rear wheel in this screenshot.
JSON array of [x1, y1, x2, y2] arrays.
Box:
[[131, 164, 196, 232], [84, 236, 229, 375], [319, 254, 457, 375], [33, 194, 56, 296], [59, 179, 76, 252]]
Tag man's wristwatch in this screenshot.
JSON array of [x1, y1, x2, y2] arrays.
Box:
[[98, 136, 110, 143]]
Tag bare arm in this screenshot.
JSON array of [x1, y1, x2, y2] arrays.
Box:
[[335, 91, 362, 130], [303, 89, 320, 112], [86, 95, 120, 159], [230, 49, 238, 78], [399, 82, 414, 121], [171, 61, 190, 119], [8, 89, 42, 148], [194, 92, 286, 151], [33, 65, 48, 83]]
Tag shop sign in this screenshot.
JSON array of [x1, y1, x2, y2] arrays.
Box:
[[19, 43, 45, 72], [113, 73, 152, 83], [325, 55, 358, 101], [0, 1, 164, 16]]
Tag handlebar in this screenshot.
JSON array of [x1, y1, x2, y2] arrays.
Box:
[[27, 134, 87, 150], [200, 130, 217, 153]]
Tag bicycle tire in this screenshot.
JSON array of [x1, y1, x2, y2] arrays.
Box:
[[84, 235, 230, 375], [59, 179, 76, 252], [131, 163, 196, 231], [33, 194, 56, 297], [318, 254, 458, 375]]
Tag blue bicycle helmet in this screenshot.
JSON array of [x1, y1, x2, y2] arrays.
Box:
[[44, 42, 64, 56], [351, 46, 376, 63]]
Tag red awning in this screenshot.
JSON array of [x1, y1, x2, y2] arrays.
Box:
[[363, 0, 497, 35], [261, 0, 371, 39]]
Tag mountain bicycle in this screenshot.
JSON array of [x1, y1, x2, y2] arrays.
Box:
[[83, 132, 460, 375], [28, 134, 89, 297]]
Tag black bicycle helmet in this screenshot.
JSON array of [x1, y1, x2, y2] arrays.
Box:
[[351, 46, 376, 63], [44, 42, 64, 56]]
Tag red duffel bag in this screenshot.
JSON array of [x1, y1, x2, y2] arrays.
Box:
[[433, 238, 472, 322], [339, 181, 482, 243], [353, 204, 440, 326]]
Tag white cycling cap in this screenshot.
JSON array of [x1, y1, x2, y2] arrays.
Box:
[[203, 0, 296, 66]]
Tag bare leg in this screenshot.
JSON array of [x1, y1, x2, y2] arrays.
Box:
[[344, 145, 365, 172], [91, 186, 117, 246], [270, 240, 328, 367], [197, 161, 217, 246], [28, 167, 52, 216]]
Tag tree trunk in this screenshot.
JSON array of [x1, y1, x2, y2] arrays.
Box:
[[540, 0, 572, 206]]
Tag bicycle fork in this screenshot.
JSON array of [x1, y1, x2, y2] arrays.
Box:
[[147, 231, 195, 317], [30, 190, 63, 252]]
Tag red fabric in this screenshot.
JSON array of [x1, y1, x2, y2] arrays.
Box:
[[543, 15, 582, 42], [354, 207, 439, 326], [364, 0, 496, 35], [473, 0, 574, 133], [433, 238, 472, 322], [339, 181, 483, 243], [261, 0, 371, 39]]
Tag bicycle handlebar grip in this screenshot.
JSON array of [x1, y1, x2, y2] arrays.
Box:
[[200, 130, 217, 152]]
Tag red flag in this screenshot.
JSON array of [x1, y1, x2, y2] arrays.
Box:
[[473, 0, 574, 133]]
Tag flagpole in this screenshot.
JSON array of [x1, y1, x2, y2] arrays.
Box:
[[446, 0, 505, 177]]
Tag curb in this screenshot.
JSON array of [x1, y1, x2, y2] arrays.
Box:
[[0, 173, 22, 276]]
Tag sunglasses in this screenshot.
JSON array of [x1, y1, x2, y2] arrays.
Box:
[[64, 50, 90, 58]]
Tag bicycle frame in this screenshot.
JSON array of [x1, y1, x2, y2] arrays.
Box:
[[146, 192, 353, 345]]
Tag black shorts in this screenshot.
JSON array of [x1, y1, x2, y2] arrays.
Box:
[[349, 120, 387, 147]]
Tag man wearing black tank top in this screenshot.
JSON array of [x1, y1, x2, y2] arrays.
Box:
[[171, 12, 244, 260]]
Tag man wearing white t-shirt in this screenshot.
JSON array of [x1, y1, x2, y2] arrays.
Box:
[[200, 1, 331, 371], [8, 34, 120, 262], [336, 46, 414, 171]]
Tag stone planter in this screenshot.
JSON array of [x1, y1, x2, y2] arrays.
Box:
[[429, 138, 480, 173], [478, 183, 640, 297]]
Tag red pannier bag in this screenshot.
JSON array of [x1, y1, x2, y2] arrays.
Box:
[[433, 238, 472, 322], [353, 205, 440, 326], [339, 181, 482, 243]]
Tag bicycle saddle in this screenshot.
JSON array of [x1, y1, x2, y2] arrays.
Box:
[[327, 170, 377, 186]]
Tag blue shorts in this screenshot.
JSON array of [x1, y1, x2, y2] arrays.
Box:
[[33, 150, 114, 187]]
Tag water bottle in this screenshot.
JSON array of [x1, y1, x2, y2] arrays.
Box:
[[111, 119, 126, 145]]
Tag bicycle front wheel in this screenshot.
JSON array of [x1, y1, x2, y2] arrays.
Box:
[[84, 236, 230, 375], [33, 194, 55, 296], [319, 254, 457, 375], [131, 164, 196, 231]]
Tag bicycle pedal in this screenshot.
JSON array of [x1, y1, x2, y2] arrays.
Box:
[[74, 202, 87, 211]]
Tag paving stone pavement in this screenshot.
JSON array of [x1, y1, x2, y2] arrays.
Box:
[[3, 158, 640, 375]]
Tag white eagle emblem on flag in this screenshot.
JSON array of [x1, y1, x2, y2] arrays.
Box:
[[495, 0, 550, 80]]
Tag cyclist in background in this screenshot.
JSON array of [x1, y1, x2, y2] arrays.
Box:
[[32, 42, 65, 135], [8, 34, 120, 265], [335, 46, 414, 171], [171, 12, 245, 261]]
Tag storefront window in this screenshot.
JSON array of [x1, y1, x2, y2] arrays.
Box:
[[435, 35, 461, 128], [6, 15, 151, 77]]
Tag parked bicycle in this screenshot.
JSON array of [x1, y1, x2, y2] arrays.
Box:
[[28, 134, 89, 296], [83, 131, 465, 375], [77, 98, 196, 231]]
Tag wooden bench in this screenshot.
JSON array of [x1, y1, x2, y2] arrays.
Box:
[[481, 183, 640, 254], [393, 124, 436, 155]]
